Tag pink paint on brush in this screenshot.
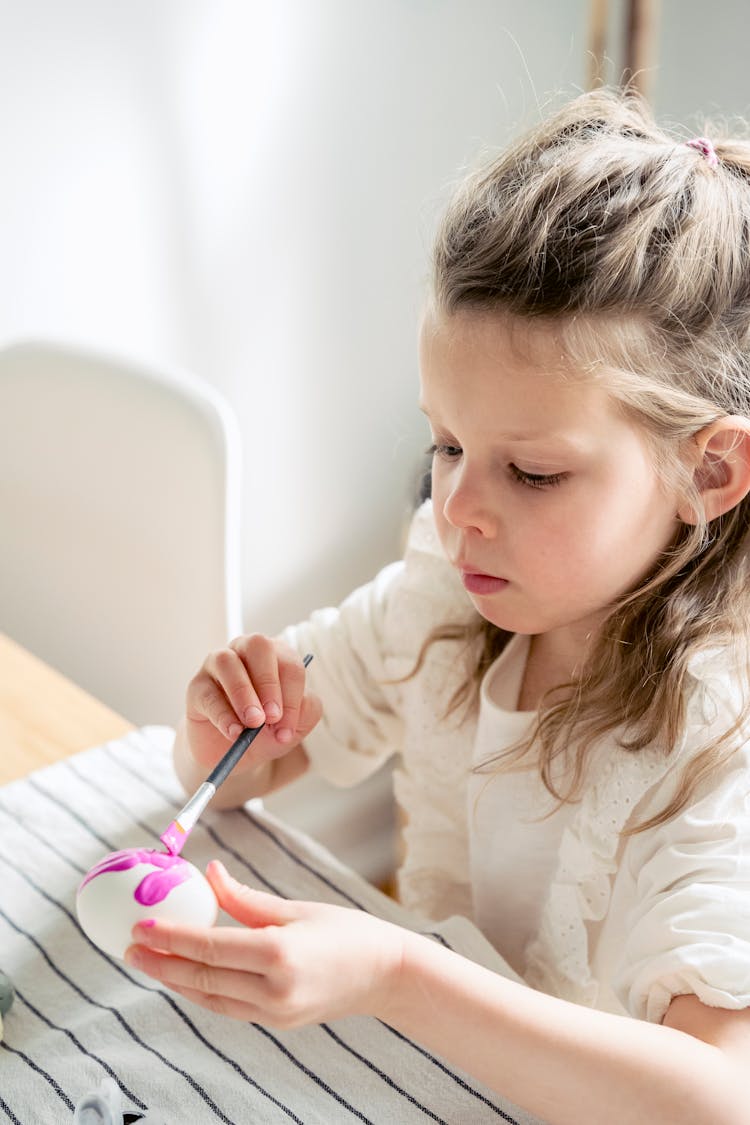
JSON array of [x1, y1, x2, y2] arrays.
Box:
[[159, 820, 187, 856], [79, 848, 193, 905]]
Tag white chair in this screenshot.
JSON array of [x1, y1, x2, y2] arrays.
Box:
[[0, 339, 243, 728]]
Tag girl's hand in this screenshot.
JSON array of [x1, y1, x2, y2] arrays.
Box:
[[185, 635, 322, 774], [124, 862, 404, 1027]]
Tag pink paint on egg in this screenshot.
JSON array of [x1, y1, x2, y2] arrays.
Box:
[[76, 846, 218, 960], [79, 847, 192, 904]]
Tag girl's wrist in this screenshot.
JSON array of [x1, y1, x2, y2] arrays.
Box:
[[369, 925, 426, 1027]]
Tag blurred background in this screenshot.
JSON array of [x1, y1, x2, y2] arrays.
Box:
[[5, 0, 749, 637], [2, 0, 747, 878]]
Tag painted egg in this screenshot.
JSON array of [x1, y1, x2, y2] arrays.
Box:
[[76, 847, 218, 960]]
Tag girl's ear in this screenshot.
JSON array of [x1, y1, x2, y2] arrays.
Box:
[[677, 416, 750, 524]]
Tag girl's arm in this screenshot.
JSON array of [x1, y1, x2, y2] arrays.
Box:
[[390, 923, 750, 1125], [126, 866, 750, 1125]]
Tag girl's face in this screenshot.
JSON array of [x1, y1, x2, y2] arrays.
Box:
[[419, 311, 683, 657]]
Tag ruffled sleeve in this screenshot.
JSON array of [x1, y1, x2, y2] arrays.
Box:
[[613, 649, 750, 1023], [280, 559, 407, 786], [524, 642, 750, 1020], [614, 760, 750, 1023]]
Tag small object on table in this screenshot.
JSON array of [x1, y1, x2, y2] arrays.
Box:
[[0, 968, 14, 1039], [73, 1076, 166, 1123], [0, 969, 14, 1015]]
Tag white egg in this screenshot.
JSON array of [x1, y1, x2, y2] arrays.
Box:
[[76, 847, 218, 960]]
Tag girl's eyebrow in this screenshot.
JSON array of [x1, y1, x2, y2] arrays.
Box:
[[420, 406, 587, 449], [419, 403, 601, 456]]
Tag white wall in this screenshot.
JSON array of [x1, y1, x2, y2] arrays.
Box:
[[0, 0, 591, 638], [4, 2, 747, 636]]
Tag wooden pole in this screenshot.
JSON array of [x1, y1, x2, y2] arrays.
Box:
[[622, 0, 660, 99], [587, 0, 609, 89]]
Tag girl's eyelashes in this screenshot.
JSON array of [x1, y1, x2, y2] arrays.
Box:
[[427, 443, 568, 488], [426, 442, 462, 460], [509, 464, 567, 489]]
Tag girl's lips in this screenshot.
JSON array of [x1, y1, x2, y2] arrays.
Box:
[[460, 570, 509, 596]]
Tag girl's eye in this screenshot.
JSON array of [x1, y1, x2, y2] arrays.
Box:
[[427, 442, 462, 461], [509, 464, 567, 489]]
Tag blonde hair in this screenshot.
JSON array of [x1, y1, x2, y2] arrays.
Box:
[[428, 88, 750, 832]]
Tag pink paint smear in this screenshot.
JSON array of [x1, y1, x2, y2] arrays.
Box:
[[79, 848, 193, 905]]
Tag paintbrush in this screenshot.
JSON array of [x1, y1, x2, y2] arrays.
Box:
[[160, 653, 313, 855]]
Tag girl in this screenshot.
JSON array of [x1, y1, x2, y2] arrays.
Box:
[[126, 89, 750, 1124]]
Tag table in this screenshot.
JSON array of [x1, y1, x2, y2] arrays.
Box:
[[0, 641, 544, 1124], [0, 632, 133, 784]]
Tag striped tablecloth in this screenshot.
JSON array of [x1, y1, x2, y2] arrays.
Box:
[[0, 727, 545, 1124]]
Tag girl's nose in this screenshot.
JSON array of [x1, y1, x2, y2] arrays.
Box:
[[441, 471, 498, 538]]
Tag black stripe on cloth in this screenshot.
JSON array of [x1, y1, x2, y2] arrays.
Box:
[[0, 898, 233, 1124], [320, 1023, 449, 1125], [0, 1039, 75, 1112], [255, 1026, 375, 1124], [0, 846, 306, 1124], [0, 802, 88, 874], [100, 743, 515, 1119], [26, 776, 119, 851], [0, 873, 261, 1125], [240, 807, 452, 948], [239, 805, 369, 909], [13, 988, 147, 1110], [378, 1024, 520, 1123], [0, 1089, 24, 1124]]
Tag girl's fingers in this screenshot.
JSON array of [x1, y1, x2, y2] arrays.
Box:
[[186, 636, 316, 749], [296, 693, 323, 740], [128, 867, 298, 966], [127, 915, 281, 974], [187, 655, 252, 741], [230, 634, 283, 723], [124, 940, 270, 1004], [206, 862, 299, 926], [274, 646, 311, 743], [225, 636, 312, 744], [162, 983, 264, 1022]]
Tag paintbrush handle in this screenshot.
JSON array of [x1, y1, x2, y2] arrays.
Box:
[[205, 725, 264, 788], [204, 652, 314, 790]]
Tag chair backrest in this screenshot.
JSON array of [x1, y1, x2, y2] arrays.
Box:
[[0, 339, 243, 727]]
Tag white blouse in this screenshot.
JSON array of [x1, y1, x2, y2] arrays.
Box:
[[469, 634, 577, 979], [283, 501, 750, 1023]]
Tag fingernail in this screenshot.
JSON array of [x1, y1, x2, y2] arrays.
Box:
[[276, 728, 292, 743], [124, 948, 142, 969], [264, 702, 282, 722], [244, 706, 264, 726], [228, 723, 243, 739]]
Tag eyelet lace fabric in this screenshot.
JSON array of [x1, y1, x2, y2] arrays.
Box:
[[523, 652, 744, 1006], [523, 741, 675, 1005]]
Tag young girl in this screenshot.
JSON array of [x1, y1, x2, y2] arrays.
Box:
[[126, 89, 750, 1124]]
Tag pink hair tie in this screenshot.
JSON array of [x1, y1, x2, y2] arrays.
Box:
[[685, 136, 719, 169]]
